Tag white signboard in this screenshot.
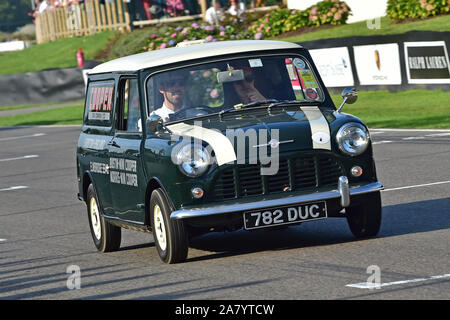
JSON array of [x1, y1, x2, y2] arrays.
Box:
[[309, 47, 354, 87], [0, 40, 27, 52], [353, 43, 402, 85], [404, 41, 450, 84]]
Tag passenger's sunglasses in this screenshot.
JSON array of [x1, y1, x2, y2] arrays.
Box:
[[235, 74, 254, 85]]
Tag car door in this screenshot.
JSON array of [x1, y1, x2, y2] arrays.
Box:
[[79, 80, 115, 216], [108, 77, 147, 223]]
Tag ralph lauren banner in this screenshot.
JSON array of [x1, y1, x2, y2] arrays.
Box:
[[405, 41, 450, 84]]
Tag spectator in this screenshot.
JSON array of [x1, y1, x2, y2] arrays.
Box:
[[227, 0, 244, 16], [205, 1, 223, 25], [38, 0, 50, 13], [141, 0, 153, 20]]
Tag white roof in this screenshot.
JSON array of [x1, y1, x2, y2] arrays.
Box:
[[90, 40, 302, 74]]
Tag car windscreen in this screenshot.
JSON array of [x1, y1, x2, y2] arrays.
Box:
[[146, 55, 324, 122]]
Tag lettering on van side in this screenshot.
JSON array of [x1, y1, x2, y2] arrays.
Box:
[[109, 158, 138, 187], [90, 161, 109, 174]]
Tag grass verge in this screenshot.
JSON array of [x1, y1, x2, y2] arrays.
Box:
[[329, 89, 450, 129], [0, 104, 84, 126], [1, 90, 449, 128]]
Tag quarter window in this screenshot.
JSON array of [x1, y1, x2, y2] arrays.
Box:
[[117, 78, 142, 132], [84, 81, 114, 126]]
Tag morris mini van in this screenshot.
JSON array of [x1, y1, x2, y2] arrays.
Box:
[[77, 40, 383, 263]]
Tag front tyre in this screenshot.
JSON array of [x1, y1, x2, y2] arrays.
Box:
[[86, 184, 121, 252], [150, 188, 188, 264], [346, 191, 382, 238]]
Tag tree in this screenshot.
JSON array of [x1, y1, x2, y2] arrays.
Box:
[[0, 0, 33, 32]]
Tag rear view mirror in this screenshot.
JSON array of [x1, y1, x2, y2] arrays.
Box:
[[217, 69, 244, 83]]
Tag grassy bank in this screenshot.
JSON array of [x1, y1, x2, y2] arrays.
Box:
[[279, 14, 450, 43], [1, 90, 449, 128], [0, 31, 116, 75], [1, 14, 449, 75]]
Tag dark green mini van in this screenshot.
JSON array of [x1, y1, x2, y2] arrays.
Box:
[[77, 40, 383, 263]]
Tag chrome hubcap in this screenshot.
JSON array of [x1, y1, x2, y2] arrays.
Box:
[[90, 197, 102, 240], [153, 205, 167, 251]]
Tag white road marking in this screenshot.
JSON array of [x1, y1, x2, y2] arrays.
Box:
[[0, 239, 6, 242], [425, 133, 450, 137], [382, 180, 450, 192], [372, 140, 392, 145], [0, 186, 28, 192], [369, 128, 450, 132], [402, 136, 425, 140], [346, 274, 450, 289], [0, 154, 39, 162], [0, 133, 46, 142]]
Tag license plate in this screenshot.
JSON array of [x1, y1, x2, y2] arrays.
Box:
[[244, 201, 327, 230]]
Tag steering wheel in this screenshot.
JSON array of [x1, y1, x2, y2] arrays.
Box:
[[171, 105, 215, 120]]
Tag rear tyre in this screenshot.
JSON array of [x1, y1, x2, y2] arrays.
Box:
[[150, 188, 188, 264], [86, 184, 121, 252], [346, 191, 382, 238]]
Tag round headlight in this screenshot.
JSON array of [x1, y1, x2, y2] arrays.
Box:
[[176, 144, 211, 177], [336, 122, 369, 156]]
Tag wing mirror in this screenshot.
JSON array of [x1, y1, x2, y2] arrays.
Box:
[[337, 87, 358, 113]]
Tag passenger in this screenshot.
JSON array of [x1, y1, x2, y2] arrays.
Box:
[[232, 67, 265, 104]]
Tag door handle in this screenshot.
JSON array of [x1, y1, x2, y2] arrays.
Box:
[[107, 140, 120, 148]]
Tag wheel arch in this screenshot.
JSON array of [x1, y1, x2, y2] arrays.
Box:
[[144, 177, 175, 226], [82, 171, 94, 203]]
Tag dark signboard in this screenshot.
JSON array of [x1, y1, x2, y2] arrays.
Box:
[[405, 41, 450, 83]]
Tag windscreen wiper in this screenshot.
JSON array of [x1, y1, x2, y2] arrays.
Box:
[[218, 99, 281, 120]]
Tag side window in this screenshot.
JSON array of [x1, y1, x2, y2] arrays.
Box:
[[84, 81, 114, 126], [117, 78, 142, 132]]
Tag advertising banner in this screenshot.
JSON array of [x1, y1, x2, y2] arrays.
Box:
[[404, 41, 450, 84], [309, 47, 354, 87], [353, 43, 402, 85]]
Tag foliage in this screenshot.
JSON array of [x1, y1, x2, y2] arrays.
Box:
[[141, 0, 351, 51], [248, 0, 351, 38], [386, 0, 450, 20], [0, 0, 33, 32]]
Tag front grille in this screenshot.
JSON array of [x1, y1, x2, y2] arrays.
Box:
[[213, 155, 343, 201]]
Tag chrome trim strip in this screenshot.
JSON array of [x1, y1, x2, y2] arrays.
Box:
[[170, 181, 383, 220], [338, 176, 350, 208]]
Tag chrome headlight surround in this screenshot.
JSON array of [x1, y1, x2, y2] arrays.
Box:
[[336, 122, 370, 156], [176, 144, 211, 177]]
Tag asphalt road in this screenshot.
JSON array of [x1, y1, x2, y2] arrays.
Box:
[[0, 125, 449, 301]]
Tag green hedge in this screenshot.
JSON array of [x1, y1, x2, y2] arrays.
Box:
[[386, 0, 450, 20], [141, 0, 351, 52]]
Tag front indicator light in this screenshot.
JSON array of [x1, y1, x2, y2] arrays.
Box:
[[191, 187, 204, 199], [351, 166, 363, 177]]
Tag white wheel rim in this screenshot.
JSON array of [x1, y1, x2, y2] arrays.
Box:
[[153, 204, 167, 251], [90, 197, 102, 240]]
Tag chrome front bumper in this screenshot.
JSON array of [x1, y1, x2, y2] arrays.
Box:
[[170, 177, 383, 220]]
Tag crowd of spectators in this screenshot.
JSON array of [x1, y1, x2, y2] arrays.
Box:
[[205, 0, 246, 25], [31, 0, 248, 23]]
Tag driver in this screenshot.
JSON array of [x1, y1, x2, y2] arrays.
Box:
[[150, 72, 189, 122]]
